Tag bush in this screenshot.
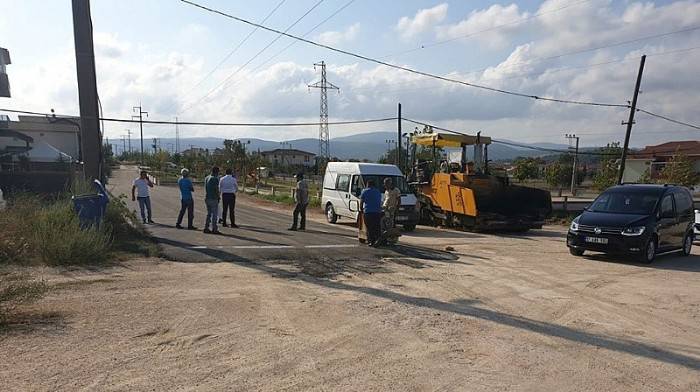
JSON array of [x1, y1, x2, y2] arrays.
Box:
[[31, 201, 112, 266], [0, 191, 149, 266]]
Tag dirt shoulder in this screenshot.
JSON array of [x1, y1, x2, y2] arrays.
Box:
[[2, 224, 700, 391]]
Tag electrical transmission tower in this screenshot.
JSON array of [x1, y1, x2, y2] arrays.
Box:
[[308, 61, 339, 162]]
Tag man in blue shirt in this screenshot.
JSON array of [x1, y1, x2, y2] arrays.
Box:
[[360, 179, 383, 246], [176, 168, 196, 230]]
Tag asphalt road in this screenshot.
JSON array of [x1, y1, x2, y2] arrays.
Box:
[[109, 166, 412, 265]]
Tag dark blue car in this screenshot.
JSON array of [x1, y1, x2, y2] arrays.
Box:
[[567, 184, 695, 263]]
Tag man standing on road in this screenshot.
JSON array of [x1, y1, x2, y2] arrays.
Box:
[[176, 168, 197, 230], [132, 170, 154, 224], [219, 168, 238, 228], [203, 166, 221, 234], [383, 178, 401, 224], [288, 172, 309, 231], [360, 179, 383, 246]]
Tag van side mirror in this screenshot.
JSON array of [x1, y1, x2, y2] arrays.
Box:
[[349, 200, 360, 212]]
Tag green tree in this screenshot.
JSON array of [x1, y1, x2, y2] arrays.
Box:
[[512, 157, 541, 182], [593, 142, 622, 190], [658, 149, 699, 187], [545, 162, 569, 195], [638, 167, 654, 184]]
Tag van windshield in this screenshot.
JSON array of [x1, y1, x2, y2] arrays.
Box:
[[589, 191, 659, 215], [360, 175, 409, 194]]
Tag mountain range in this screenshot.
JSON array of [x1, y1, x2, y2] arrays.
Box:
[[110, 131, 572, 162]]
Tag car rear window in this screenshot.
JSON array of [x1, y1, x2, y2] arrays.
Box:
[[674, 191, 694, 215], [589, 191, 659, 215]]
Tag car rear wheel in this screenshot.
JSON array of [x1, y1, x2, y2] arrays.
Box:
[[326, 204, 338, 224], [640, 238, 656, 264], [681, 233, 693, 256], [569, 247, 584, 257]]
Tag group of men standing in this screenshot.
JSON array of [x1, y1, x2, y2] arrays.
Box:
[[131, 167, 400, 246], [131, 167, 308, 234]]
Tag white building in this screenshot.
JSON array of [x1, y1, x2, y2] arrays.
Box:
[[261, 148, 316, 167]]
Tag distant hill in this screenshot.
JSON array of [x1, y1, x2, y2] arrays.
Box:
[[110, 131, 575, 162]]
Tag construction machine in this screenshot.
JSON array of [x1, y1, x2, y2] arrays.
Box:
[[409, 131, 551, 232]]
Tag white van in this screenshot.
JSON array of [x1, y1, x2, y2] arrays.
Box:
[[322, 162, 418, 231]]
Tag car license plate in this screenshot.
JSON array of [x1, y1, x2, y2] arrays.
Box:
[[396, 215, 408, 222], [585, 236, 608, 244]]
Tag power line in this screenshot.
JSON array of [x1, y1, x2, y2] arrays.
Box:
[[349, 41, 700, 95], [223, 0, 356, 92], [178, 0, 325, 114], [175, 0, 287, 104], [636, 108, 700, 131], [402, 118, 618, 156], [179, 0, 628, 109], [0, 107, 396, 127], [381, 0, 593, 59]]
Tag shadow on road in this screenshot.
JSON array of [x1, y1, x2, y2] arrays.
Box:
[[584, 253, 700, 272], [156, 236, 700, 371]]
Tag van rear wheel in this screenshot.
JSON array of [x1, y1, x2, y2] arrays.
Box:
[[326, 204, 338, 224]]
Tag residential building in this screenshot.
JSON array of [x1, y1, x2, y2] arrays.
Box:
[[623, 141, 700, 184], [0, 115, 78, 165], [182, 147, 208, 157], [260, 148, 316, 167]]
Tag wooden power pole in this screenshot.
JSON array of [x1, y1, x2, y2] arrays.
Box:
[[71, 0, 102, 180], [618, 55, 646, 185]]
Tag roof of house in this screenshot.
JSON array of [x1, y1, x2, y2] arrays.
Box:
[[261, 148, 315, 156], [629, 141, 700, 159]]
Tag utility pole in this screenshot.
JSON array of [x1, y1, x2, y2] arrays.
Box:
[[132, 104, 148, 165], [397, 103, 402, 169], [618, 55, 646, 185], [175, 116, 180, 154], [152, 137, 158, 154], [71, 0, 102, 180], [565, 133, 580, 196], [126, 129, 132, 153], [120, 135, 127, 156], [308, 61, 339, 163]]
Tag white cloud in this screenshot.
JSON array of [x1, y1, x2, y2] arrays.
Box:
[[4, 1, 700, 148], [94, 32, 131, 58], [436, 3, 528, 49], [316, 23, 360, 46], [396, 3, 448, 40]]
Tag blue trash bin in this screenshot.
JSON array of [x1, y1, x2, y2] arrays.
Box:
[[72, 179, 109, 228]]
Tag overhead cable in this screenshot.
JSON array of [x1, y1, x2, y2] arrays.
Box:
[[176, 0, 288, 100], [0, 107, 396, 127], [402, 118, 619, 156], [178, 0, 326, 114], [636, 108, 700, 131], [179, 0, 629, 109]]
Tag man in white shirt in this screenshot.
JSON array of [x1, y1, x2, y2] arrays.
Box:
[[131, 170, 154, 224], [219, 168, 238, 228]]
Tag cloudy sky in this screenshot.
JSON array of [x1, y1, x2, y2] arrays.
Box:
[[1, 0, 699, 147]]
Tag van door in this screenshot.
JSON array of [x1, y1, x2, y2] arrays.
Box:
[[335, 173, 352, 218], [322, 170, 341, 216], [673, 190, 694, 246], [349, 174, 363, 220], [657, 194, 676, 250]]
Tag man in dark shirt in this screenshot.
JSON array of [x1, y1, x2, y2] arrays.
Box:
[[360, 179, 383, 246], [203, 166, 221, 234]]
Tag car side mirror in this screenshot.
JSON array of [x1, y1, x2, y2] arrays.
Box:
[[349, 200, 359, 212]]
